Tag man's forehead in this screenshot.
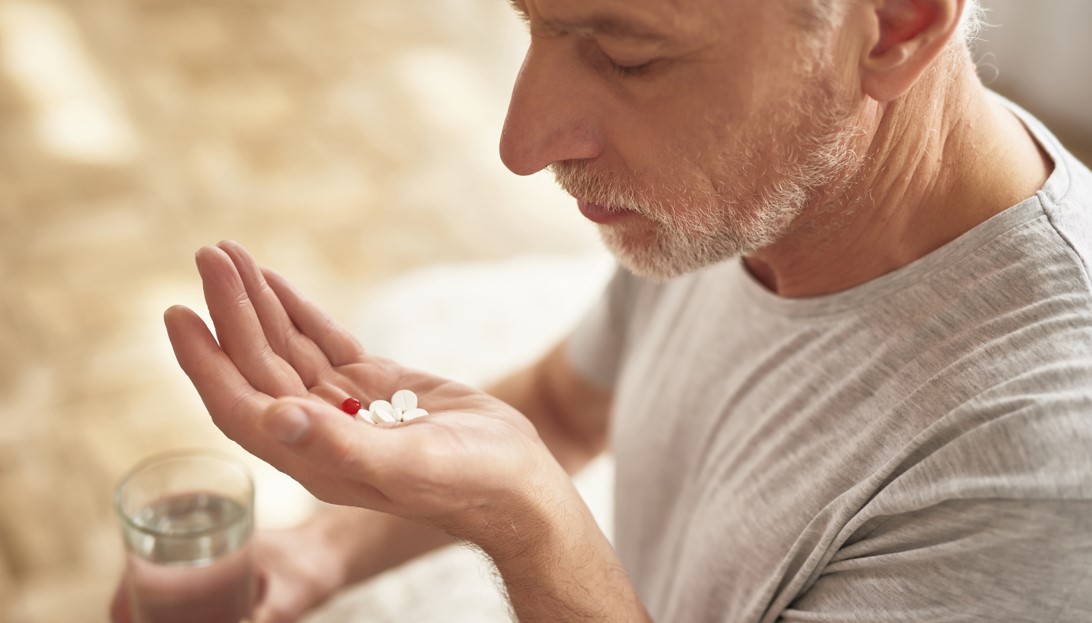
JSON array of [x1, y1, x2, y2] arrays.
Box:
[[508, 0, 704, 39]]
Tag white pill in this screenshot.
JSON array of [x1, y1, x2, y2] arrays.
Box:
[[391, 389, 418, 412], [402, 408, 429, 421], [356, 410, 376, 425], [369, 400, 397, 423]]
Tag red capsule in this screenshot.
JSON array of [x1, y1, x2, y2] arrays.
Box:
[[341, 397, 362, 415]]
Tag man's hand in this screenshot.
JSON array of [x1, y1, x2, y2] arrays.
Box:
[[163, 241, 649, 622], [110, 523, 344, 623], [247, 526, 348, 623], [169, 241, 559, 537]]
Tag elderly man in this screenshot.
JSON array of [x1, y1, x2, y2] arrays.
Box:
[[114, 0, 1092, 621]]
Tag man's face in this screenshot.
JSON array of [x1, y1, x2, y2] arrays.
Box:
[[499, 0, 867, 279]]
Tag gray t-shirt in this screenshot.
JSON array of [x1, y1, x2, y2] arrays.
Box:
[[567, 102, 1092, 622]]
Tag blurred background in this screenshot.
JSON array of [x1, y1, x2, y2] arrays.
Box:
[[0, 0, 1089, 621]]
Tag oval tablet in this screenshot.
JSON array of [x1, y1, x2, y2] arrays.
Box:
[[391, 389, 418, 412], [369, 400, 397, 423]]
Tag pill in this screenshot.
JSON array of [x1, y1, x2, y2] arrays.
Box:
[[356, 409, 376, 425], [402, 408, 429, 421], [369, 400, 397, 423], [341, 397, 362, 415], [391, 389, 417, 413]]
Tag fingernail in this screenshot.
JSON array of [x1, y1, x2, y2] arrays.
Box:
[[265, 405, 310, 444]]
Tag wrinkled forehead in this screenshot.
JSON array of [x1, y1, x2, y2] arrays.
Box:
[[513, 0, 816, 37]]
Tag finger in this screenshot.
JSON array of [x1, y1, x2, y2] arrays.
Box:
[[262, 267, 364, 367], [166, 305, 325, 480], [250, 571, 276, 623], [216, 240, 328, 386], [260, 398, 400, 512], [252, 589, 303, 623], [252, 576, 302, 623], [109, 578, 132, 623], [196, 246, 308, 396], [165, 305, 272, 438], [255, 568, 268, 608]]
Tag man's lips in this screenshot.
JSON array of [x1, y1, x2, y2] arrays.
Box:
[[577, 199, 635, 224]]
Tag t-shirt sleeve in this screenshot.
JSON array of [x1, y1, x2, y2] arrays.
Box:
[[780, 381, 1092, 623], [779, 498, 1092, 623], [564, 266, 636, 390]]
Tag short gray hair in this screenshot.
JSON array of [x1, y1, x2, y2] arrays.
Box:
[[796, 0, 984, 46], [957, 0, 985, 44]]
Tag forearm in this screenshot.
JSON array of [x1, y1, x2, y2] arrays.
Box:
[[479, 470, 652, 623], [486, 342, 610, 476]]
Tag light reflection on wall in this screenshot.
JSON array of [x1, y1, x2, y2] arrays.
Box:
[[0, 0, 139, 163]]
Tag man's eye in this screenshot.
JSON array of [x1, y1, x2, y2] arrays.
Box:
[[581, 40, 659, 79], [608, 58, 656, 77]]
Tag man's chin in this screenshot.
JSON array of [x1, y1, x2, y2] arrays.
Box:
[[599, 228, 702, 282], [599, 223, 752, 281]]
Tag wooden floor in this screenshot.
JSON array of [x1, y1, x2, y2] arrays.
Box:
[[1, 1, 1088, 621]]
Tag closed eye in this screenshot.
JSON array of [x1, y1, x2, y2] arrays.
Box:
[[608, 59, 657, 77]]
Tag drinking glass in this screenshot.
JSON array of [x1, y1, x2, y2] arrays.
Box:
[[115, 449, 256, 623]]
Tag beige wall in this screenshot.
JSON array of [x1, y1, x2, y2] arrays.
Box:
[[975, 0, 1092, 142]]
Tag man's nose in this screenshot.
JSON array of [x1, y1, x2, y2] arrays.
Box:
[[499, 47, 602, 176]]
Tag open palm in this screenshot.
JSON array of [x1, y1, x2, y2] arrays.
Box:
[[166, 241, 552, 533]]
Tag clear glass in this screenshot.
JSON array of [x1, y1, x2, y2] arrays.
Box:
[[115, 449, 256, 623]]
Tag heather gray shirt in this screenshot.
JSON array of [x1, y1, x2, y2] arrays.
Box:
[[567, 103, 1092, 622]]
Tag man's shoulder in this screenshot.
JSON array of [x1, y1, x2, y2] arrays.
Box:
[[1011, 100, 1092, 289]]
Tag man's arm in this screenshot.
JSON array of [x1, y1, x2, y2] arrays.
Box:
[[154, 243, 641, 623], [481, 465, 653, 623], [488, 340, 613, 475]]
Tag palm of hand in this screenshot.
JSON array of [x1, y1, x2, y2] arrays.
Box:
[[313, 360, 544, 516], [167, 242, 549, 534]]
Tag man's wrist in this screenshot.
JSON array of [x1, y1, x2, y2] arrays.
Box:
[[466, 455, 651, 623], [456, 450, 575, 561]]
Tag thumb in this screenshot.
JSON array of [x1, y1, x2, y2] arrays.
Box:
[[109, 577, 132, 623], [261, 398, 400, 483], [251, 581, 309, 623], [250, 572, 277, 623]]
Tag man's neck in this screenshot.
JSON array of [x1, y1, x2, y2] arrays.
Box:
[[743, 50, 1053, 298]]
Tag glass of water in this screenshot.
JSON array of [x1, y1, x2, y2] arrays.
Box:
[[114, 449, 256, 623]]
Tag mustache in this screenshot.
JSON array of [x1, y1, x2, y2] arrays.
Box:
[[549, 160, 649, 215]]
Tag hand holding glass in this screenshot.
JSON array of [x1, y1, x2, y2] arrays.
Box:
[[114, 450, 256, 623]]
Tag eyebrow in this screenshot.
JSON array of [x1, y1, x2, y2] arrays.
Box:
[[506, 0, 670, 41]]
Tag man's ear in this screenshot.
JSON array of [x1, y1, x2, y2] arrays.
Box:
[[857, 0, 965, 102]]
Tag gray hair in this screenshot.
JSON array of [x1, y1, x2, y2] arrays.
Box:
[[957, 0, 986, 44], [797, 0, 985, 46]]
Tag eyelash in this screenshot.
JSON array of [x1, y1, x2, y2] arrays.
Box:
[[592, 39, 659, 78], [607, 58, 656, 77], [518, 30, 660, 79]]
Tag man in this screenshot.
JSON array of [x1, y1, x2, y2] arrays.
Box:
[[113, 0, 1092, 621]]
